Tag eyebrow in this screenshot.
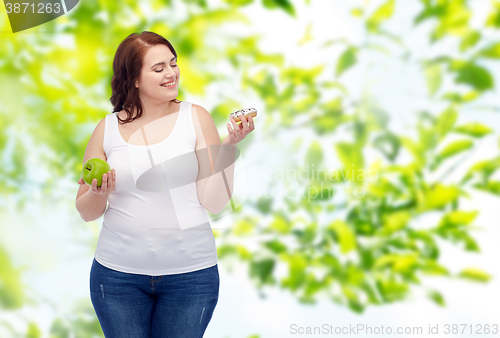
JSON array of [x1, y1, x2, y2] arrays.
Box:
[[150, 57, 177, 69]]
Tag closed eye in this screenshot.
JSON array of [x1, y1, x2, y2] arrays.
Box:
[[155, 65, 177, 73]]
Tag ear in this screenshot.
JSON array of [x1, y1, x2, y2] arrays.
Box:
[[135, 80, 139, 88]]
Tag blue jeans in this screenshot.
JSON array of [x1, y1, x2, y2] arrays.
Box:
[[89, 258, 219, 338]]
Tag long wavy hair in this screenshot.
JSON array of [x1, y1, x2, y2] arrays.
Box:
[[109, 31, 181, 125]]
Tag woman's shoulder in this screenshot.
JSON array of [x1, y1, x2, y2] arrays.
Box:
[[190, 102, 211, 115], [190, 103, 216, 128]]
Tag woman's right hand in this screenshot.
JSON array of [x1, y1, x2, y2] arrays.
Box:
[[78, 169, 116, 196]]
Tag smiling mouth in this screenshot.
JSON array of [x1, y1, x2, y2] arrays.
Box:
[[161, 81, 177, 88]]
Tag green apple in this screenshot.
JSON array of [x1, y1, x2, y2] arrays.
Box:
[[82, 158, 112, 187]]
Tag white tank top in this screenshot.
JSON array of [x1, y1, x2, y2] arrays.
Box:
[[94, 101, 218, 276]]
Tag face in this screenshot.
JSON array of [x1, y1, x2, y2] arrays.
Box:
[[135, 44, 180, 103]]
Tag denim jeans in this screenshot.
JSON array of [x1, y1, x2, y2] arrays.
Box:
[[89, 258, 219, 338]]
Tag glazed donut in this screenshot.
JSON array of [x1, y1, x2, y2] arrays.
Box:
[[230, 107, 257, 122]]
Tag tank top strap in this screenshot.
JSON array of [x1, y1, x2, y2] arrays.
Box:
[[103, 112, 119, 157], [184, 101, 196, 141], [174, 101, 196, 145]]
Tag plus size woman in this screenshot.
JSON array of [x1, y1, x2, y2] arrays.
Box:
[[75, 31, 254, 338]]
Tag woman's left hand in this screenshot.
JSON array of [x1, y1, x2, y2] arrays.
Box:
[[223, 114, 254, 146]]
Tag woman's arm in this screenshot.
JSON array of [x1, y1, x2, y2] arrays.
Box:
[[192, 104, 235, 214], [75, 117, 114, 222], [192, 104, 254, 214], [76, 189, 109, 222]]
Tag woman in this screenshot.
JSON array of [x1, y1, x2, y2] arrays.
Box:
[[75, 31, 254, 338]]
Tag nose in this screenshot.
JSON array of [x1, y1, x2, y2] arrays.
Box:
[[164, 72, 176, 80]]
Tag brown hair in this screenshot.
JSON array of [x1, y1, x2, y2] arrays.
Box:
[[109, 31, 181, 125]]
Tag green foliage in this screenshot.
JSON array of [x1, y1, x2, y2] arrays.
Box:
[[262, 0, 295, 16], [458, 267, 491, 282], [224, 0, 254, 6], [48, 318, 71, 338], [460, 30, 481, 52], [367, 0, 396, 32], [311, 98, 344, 135], [475, 42, 500, 58], [335, 142, 364, 177], [438, 210, 478, 228], [49, 299, 103, 337], [438, 139, 473, 160], [461, 156, 500, 185], [281, 253, 307, 291], [0, 247, 24, 309], [217, 0, 500, 315], [264, 239, 288, 254], [255, 196, 273, 214], [414, 0, 472, 42], [486, 1, 500, 28], [428, 289, 446, 306], [453, 61, 494, 91], [453, 122, 493, 138], [26, 322, 42, 338], [336, 46, 358, 77], [305, 140, 323, 166], [424, 61, 443, 96], [373, 132, 400, 161], [250, 258, 276, 285], [327, 220, 357, 253], [436, 106, 458, 138]]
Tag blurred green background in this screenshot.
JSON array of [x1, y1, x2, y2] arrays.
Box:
[[1, 0, 500, 337]]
